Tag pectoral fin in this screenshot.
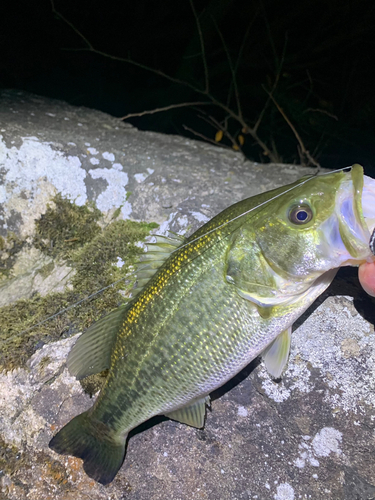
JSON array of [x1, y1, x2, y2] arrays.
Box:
[[262, 327, 291, 378], [165, 396, 210, 428]]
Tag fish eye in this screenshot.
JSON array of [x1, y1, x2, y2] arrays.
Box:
[[288, 204, 313, 225]]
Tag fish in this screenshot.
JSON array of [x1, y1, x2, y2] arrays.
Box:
[[358, 227, 375, 297], [49, 164, 375, 485]]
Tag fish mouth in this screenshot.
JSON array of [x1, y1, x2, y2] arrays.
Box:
[[319, 165, 375, 267], [361, 174, 375, 252], [337, 164, 375, 263]]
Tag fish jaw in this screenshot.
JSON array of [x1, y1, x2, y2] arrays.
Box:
[[358, 173, 375, 295], [318, 165, 375, 268], [362, 174, 375, 259]]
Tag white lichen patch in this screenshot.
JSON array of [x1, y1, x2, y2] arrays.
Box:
[[102, 151, 115, 161], [0, 368, 34, 425], [274, 482, 295, 500], [312, 427, 342, 457], [29, 336, 76, 380], [260, 360, 313, 403], [88, 167, 132, 217], [134, 172, 148, 183], [237, 406, 248, 417], [87, 147, 98, 155], [158, 212, 178, 235], [10, 406, 47, 447], [261, 377, 291, 403], [176, 215, 189, 230], [115, 256, 125, 268], [135, 241, 146, 250], [134, 169, 154, 183], [291, 296, 375, 412], [0, 135, 87, 236], [293, 427, 342, 469], [190, 211, 210, 223]]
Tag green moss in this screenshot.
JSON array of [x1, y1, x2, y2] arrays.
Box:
[[0, 196, 159, 372], [0, 232, 25, 280], [38, 355, 51, 370], [111, 206, 122, 220], [34, 193, 102, 259], [0, 435, 22, 476], [37, 261, 55, 279], [80, 370, 109, 396]]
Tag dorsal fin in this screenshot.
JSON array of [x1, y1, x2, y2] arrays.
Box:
[[67, 304, 130, 380], [132, 232, 185, 296]]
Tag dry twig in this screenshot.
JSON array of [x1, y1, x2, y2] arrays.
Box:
[[120, 102, 210, 120], [265, 90, 321, 169]]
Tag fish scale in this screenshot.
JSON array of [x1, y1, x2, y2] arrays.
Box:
[[94, 237, 233, 425], [49, 165, 375, 485]]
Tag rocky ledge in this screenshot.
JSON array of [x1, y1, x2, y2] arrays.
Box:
[[0, 91, 374, 500]]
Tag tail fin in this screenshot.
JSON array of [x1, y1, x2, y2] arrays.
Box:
[[49, 411, 127, 485]]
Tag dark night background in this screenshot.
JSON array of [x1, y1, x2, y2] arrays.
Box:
[[1, 0, 375, 174]]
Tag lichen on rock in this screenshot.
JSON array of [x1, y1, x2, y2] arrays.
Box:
[[0, 193, 158, 372]]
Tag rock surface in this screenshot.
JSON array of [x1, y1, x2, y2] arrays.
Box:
[[0, 91, 375, 500]]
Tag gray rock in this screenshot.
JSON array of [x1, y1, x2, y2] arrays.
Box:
[[0, 91, 374, 500]]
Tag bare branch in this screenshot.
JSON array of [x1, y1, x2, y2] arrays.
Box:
[[304, 108, 339, 120], [50, 0, 93, 49], [50, 0, 279, 162], [253, 90, 274, 138], [51, 0, 207, 95], [253, 34, 286, 134], [189, 0, 209, 93], [234, 10, 259, 74], [120, 101, 211, 120], [212, 18, 242, 120], [266, 90, 321, 169], [64, 46, 207, 95], [259, 0, 279, 71], [266, 91, 306, 153]]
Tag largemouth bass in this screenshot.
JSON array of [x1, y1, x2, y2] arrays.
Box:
[[49, 164, 375, 485]]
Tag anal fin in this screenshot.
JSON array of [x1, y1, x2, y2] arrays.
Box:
[[262, 327, 291, 379], [165, 396, 210, 428]]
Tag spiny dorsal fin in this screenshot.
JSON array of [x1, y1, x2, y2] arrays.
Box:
[[165, 396, 210, 428], [262, 327, 291, 379], [132, 232, 185, 296], [67, 304, 130, 380]]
